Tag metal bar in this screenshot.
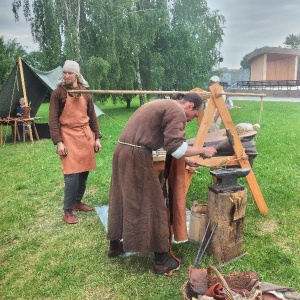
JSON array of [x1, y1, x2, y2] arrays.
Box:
[[195, 222, 218, 268], [193, 219, 211, 268], [216, 252, 248, 270]]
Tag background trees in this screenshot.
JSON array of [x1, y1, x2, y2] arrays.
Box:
[[284, 33, 300, 49], [0, 37, 29, 90], [10, 0, 225, 104]]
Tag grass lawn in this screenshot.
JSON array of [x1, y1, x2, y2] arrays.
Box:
[[0, 97, 299, 299]]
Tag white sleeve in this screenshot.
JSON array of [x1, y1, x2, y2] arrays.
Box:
[[171, 142, 188, 159]]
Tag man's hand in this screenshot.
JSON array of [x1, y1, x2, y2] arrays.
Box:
[[185, 157, 202, 167], [201, 146, 217, 158], [94, 138, 102, 153], [56, 141, 67, 156]]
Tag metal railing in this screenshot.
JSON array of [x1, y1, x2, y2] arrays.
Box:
[[235, 80, 300, 90]]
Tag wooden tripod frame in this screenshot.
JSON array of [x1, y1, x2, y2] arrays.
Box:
[[184, 83, 269, 215]]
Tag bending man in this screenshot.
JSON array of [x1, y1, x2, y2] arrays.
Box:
[[107, 92, 216, 275]]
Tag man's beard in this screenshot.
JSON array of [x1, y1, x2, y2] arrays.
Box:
[[64, 82, 74, 88]]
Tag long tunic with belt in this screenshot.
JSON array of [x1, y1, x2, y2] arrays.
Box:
[[107, 99, 187, 256], [49, 86, 102, 174]]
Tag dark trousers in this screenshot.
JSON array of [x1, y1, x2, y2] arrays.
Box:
[[17, 123, 23, 141], [63, 171, 89, 212]]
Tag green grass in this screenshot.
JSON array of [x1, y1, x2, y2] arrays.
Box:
[[0, 98, 299, 299]]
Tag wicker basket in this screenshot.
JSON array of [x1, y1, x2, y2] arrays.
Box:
[[207, 267, 260, 291], [181, 266, 262, 300], [207, 266, 234, 300], [181, 266, 233, 300], [181, 280, 196, 300]]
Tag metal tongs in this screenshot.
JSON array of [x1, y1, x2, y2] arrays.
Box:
[[193, 220, 218, 268]]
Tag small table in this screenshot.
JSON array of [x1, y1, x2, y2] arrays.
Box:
[[21, 117, 41, 143], [0, 117, 41, 145]]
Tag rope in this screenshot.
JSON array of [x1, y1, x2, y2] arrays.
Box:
[[193, 155, 247, 171], [3, 64, 20, 145], [101, 112, 125, 128], [252, 95, 264, 144], [258, 96, 263, 125], [118, 140, 145, 148]]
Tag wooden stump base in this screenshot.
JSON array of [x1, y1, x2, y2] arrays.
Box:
[[206, 189, 247, 262]]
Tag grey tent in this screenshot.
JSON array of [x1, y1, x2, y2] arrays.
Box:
[[0, 57, 104, 119]]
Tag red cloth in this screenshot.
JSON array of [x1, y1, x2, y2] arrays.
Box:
[[168, 157, 188, 241], [205, 283, 227, 300]]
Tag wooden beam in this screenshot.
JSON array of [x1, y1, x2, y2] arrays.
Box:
[[18, 57, 29, 107], [67, 89, 266, 98]]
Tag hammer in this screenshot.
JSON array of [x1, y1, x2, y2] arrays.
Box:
[[215, 128, 234, 150]]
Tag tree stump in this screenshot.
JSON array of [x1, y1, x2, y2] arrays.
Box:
[[206, 189, 247, 262]]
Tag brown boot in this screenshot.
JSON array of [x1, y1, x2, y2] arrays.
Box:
[[73, 202, 93, 211], [63, 212, 78, 224]]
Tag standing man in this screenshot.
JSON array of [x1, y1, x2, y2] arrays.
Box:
[[49, 60, 102, 224], [107, 92, 217, 275], [208, 75, 231, 132]]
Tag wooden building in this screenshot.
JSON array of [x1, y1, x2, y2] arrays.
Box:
[[247, 46, 300, 81]]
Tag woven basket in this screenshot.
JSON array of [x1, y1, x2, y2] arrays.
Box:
[[181, 266, 234, 300], [207, 266, 234, 300], [207, 268, 260, 291], [181, 281, 195, 300], [181, 266, 262, 300]]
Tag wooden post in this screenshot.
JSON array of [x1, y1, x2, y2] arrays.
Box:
[[18, 57, 29, 107], [206, 189, 247, 262]]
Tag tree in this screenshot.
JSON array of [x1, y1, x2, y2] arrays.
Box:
[[0, 36, 28, 89], [284, 33, 300, 49], [240, 53, 251, 70], [158, 0, 225, 90], [11, 0, 226, 107]]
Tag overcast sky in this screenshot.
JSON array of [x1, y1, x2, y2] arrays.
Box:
[[1, 0, 300, 69]]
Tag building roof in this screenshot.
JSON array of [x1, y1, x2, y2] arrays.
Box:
[[247, 46, 300, 63]]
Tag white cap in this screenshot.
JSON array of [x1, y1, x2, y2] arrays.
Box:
[[58, 60, 89, 87], [210, 75, 220, 82], [63, 60, 80, 75]]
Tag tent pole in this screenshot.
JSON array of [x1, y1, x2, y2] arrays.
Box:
[[18, 57, 29, 107]]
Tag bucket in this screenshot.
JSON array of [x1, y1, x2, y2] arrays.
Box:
[[188, 201, 207, 243]]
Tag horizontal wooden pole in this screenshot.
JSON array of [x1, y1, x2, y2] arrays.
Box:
[[68, 89, 207, 95], [68, 89, 266, 98]]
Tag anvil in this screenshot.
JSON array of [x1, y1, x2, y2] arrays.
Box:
[[209, 168, 251, 194]]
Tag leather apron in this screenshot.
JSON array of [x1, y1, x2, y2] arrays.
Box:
[[59, 93, 96, 174]]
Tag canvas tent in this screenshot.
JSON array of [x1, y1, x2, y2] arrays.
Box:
[[0, 57, 104, 119]]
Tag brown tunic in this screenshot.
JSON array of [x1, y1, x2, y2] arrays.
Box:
[[107, 100, 187, 256], [49, 86, 101, 145]]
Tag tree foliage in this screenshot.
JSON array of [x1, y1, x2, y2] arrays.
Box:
[[284, 33, 300, 49], [11, 0, 225, 106], [240, 53, 251, 70], [0, 36, 28, 89]]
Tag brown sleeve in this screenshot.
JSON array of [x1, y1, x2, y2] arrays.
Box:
[[85, 94, 102, 140], [162, 107, 187, 153], [49, 88, 65, 145]]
